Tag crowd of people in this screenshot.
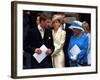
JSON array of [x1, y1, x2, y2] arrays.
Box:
[[23, 12, 91, 69]]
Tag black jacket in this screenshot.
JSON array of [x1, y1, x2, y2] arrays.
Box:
[[63, 23, 73, 67], [23, 26, 54, 68]]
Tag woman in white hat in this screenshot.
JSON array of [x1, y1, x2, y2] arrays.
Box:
[[67, 20, 89, 67], [52, 15, 66, 68]]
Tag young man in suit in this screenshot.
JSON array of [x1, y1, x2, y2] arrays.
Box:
[[23, 13, 54, 69]]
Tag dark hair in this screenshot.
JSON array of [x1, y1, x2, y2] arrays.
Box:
[[40, 13, 50, 22]]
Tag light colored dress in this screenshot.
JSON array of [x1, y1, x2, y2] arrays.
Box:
[[52, 27, 66, 68]]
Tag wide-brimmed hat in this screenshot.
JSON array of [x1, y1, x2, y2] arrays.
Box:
[[52, 15, 62, 23], [69, 20, 84, 31]]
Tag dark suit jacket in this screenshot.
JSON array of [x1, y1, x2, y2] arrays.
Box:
[[23, 26, 54, 69], [64, 23, 73, 50], [63, 23, 73, 67]]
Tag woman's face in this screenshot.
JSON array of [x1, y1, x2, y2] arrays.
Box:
[[83, 24, 90, 33], [73, 28, 81, 35], [52, 19, 60, 29]]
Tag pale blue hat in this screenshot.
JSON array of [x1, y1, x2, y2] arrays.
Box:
[[69, 20, 84, 32]]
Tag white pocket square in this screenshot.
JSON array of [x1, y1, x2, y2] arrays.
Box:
[[48, 37, 51, 39]]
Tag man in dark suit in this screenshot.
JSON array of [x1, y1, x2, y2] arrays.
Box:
[[23, 13, 54, 69], [60, 13, 73, 67]]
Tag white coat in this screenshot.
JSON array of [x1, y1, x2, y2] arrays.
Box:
[[52, 27, 66, 68]]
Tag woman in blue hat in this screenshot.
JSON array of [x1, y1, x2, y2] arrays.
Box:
[[67, 20, 89, 67]]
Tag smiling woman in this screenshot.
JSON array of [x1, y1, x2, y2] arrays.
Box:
[[51, 14, 66, 68], [11, 1, 97, 78]]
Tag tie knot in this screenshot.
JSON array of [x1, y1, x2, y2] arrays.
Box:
[[40, 29, 43, 32]]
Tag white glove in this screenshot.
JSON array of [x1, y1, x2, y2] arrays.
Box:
[[70, 55, 77, 60]]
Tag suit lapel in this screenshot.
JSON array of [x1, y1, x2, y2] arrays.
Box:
[[36, 27, 43, 41], [43, 29, 47, 41]]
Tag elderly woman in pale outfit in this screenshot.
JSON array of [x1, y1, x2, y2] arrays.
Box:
[[51, 15, 66, 68], [82, 21, 91, 66]]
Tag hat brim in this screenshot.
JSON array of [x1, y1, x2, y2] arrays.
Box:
[[52, 15, 61, 23], [69, 26, 84, 32]]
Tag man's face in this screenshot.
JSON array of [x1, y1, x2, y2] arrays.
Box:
[[41, 19, 51, 29], [36, 16, 40, 25], [61, 15, 65, 24]]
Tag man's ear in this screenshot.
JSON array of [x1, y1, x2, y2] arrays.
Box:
[[40, 20, 44, 24]]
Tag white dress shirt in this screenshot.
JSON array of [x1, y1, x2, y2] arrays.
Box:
[[38, 25, 45, 39], [62, 23, 66, 30]]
